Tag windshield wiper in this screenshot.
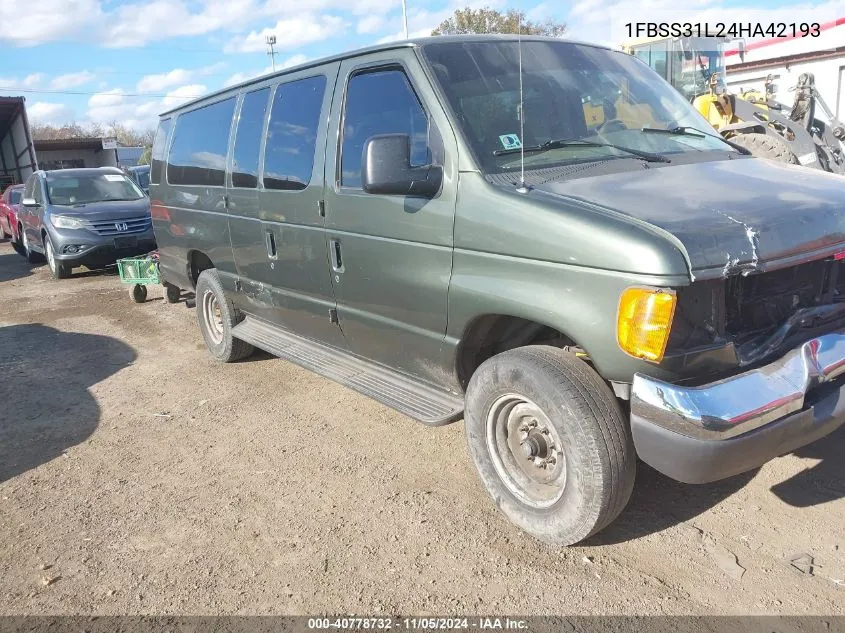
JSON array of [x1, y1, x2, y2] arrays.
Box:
[[641, 126, 753, 155], [493, 138, 670, 163]]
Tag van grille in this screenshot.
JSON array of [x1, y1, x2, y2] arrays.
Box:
[[87, 216, 151, 236]]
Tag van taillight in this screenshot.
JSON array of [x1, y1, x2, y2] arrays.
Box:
[[150, 201, 170, 222]]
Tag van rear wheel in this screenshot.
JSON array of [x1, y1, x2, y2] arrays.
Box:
[[195, 269, 254, 362], [464, 345, 636, 546]]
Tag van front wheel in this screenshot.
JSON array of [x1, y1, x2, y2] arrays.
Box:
[[195, 269, 254, 362], [464, 346, 636, 546]]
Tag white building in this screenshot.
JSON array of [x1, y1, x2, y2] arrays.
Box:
[[725, 18, 845, 120]]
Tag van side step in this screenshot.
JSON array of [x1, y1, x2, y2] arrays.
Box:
[[231, 317, 463, 426]]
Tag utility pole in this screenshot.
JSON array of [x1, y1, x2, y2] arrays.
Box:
[[266, 35, 278, 71], [401, 0, 408, 39]]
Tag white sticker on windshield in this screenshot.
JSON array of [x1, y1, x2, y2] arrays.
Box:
[[499, 134, 522, 150], [104, 174, 125, 181]]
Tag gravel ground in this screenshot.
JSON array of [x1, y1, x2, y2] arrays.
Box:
[[0, 238, 843, 616]]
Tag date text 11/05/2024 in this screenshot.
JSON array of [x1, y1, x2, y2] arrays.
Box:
[[307, 618, 528, 630], [625, 22, 821, 38]]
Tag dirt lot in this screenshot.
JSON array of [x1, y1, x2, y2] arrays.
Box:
[[0, 238, 843, 616]]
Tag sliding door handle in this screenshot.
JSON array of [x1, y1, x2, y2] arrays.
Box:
[[329, 238, 344, 272], [265, 229, 277, 259]]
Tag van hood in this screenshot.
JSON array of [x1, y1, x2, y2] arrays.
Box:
[[532, 157, 845, 279], [50, 198, 150, 222]]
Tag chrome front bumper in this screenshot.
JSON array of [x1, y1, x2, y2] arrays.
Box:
[[630, 332, 845, 483], [632, 332, 845, 440]]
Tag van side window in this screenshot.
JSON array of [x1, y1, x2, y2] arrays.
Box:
[[150, 118, 171, 185], [262, 75, 327, 191], [340, 68, 429, 189], [167, 98, 236, 187], [232, 87, 270, 188]]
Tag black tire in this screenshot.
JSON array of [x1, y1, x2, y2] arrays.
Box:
[[195, 269, 254, 362], [729, 132, 799, 164], [131, 284, 148, 303], [21, 228, 41, 263], [464, 345, 636, 546], [164, 283, 181, 304], [12, 225, 24, 255], [45, 236, 71, 279]]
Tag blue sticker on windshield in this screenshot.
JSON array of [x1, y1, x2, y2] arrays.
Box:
[[499, 134, 522, 150]]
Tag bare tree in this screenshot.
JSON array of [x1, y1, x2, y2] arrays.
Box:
[[30, 120, 156, 147], [432, 7, 566, 37]]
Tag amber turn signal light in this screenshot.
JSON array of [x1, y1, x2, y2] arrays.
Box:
[[616, 287, 676, 363]]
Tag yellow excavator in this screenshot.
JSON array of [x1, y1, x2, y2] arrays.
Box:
[[620, 35, 845, 174]]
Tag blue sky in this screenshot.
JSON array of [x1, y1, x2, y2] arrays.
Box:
[[0, 0, 840, 131]]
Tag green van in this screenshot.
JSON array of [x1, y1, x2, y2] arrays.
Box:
[[150, 35, 845, 545]]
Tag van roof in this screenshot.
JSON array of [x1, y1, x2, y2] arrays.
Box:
[[160, 34, 615, 117]]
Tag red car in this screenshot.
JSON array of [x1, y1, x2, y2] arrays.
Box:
[[0, 184, 25, 249]]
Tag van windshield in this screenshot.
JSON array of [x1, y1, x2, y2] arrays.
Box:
[[46, 173, 145, 206], [422, 40, 733, 174]]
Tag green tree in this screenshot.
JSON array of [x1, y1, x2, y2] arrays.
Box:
[[432, 7, 566, 37], [138, 146, 152, 166]]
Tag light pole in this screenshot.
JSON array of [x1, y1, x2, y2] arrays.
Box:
[[401, 0, 408, 39], [266, 34, 278, 71]]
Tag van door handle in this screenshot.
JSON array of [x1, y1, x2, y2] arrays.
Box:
[[265, 229, 277, 259], [329, 239, 343, 272]]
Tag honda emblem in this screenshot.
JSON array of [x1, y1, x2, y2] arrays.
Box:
[[115, 222, 129, 232]]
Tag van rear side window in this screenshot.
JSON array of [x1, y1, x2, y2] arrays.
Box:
[[150, 118, 171, 185], [232, 87, 270, 189], [167, 98, 236, 187], [263, 75, 327, 191]]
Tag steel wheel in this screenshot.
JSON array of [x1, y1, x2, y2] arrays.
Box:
[[202, 289, 224, 345], [486, 393, 567, 508]]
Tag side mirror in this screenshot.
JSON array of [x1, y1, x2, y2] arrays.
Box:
[[362, 134, 442, 198], [21, 197, 36, 207]]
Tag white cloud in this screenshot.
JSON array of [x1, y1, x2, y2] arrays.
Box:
[[0, 0, 257, 47], [23, 73, 44, 88], [50, 71, 96, 90], [137, 63, 227, 93], [223, 69, 268, 88], [261, 0, 399, 17], [373, 4, 462, 43], [137, 69, 194, 93], [357, 14, 386, 34], [161, 84, 208, 108], [221, 54, 305, 88], [0, 0, 103, 46], [280, 53, 309, 69], [85, 83, 207, 130], [225, 14, 346, 52], [104, 0, 258, 47], [376, 27, 433, 44], [28, 101, 74, 123], [89, 88, 127, 110]]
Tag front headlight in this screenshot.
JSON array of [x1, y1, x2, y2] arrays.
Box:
[[616, 287, 676, 363], [50, 214, 85, 229]]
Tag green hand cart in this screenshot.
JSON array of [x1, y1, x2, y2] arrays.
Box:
[[116, 252, 181, 303]]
